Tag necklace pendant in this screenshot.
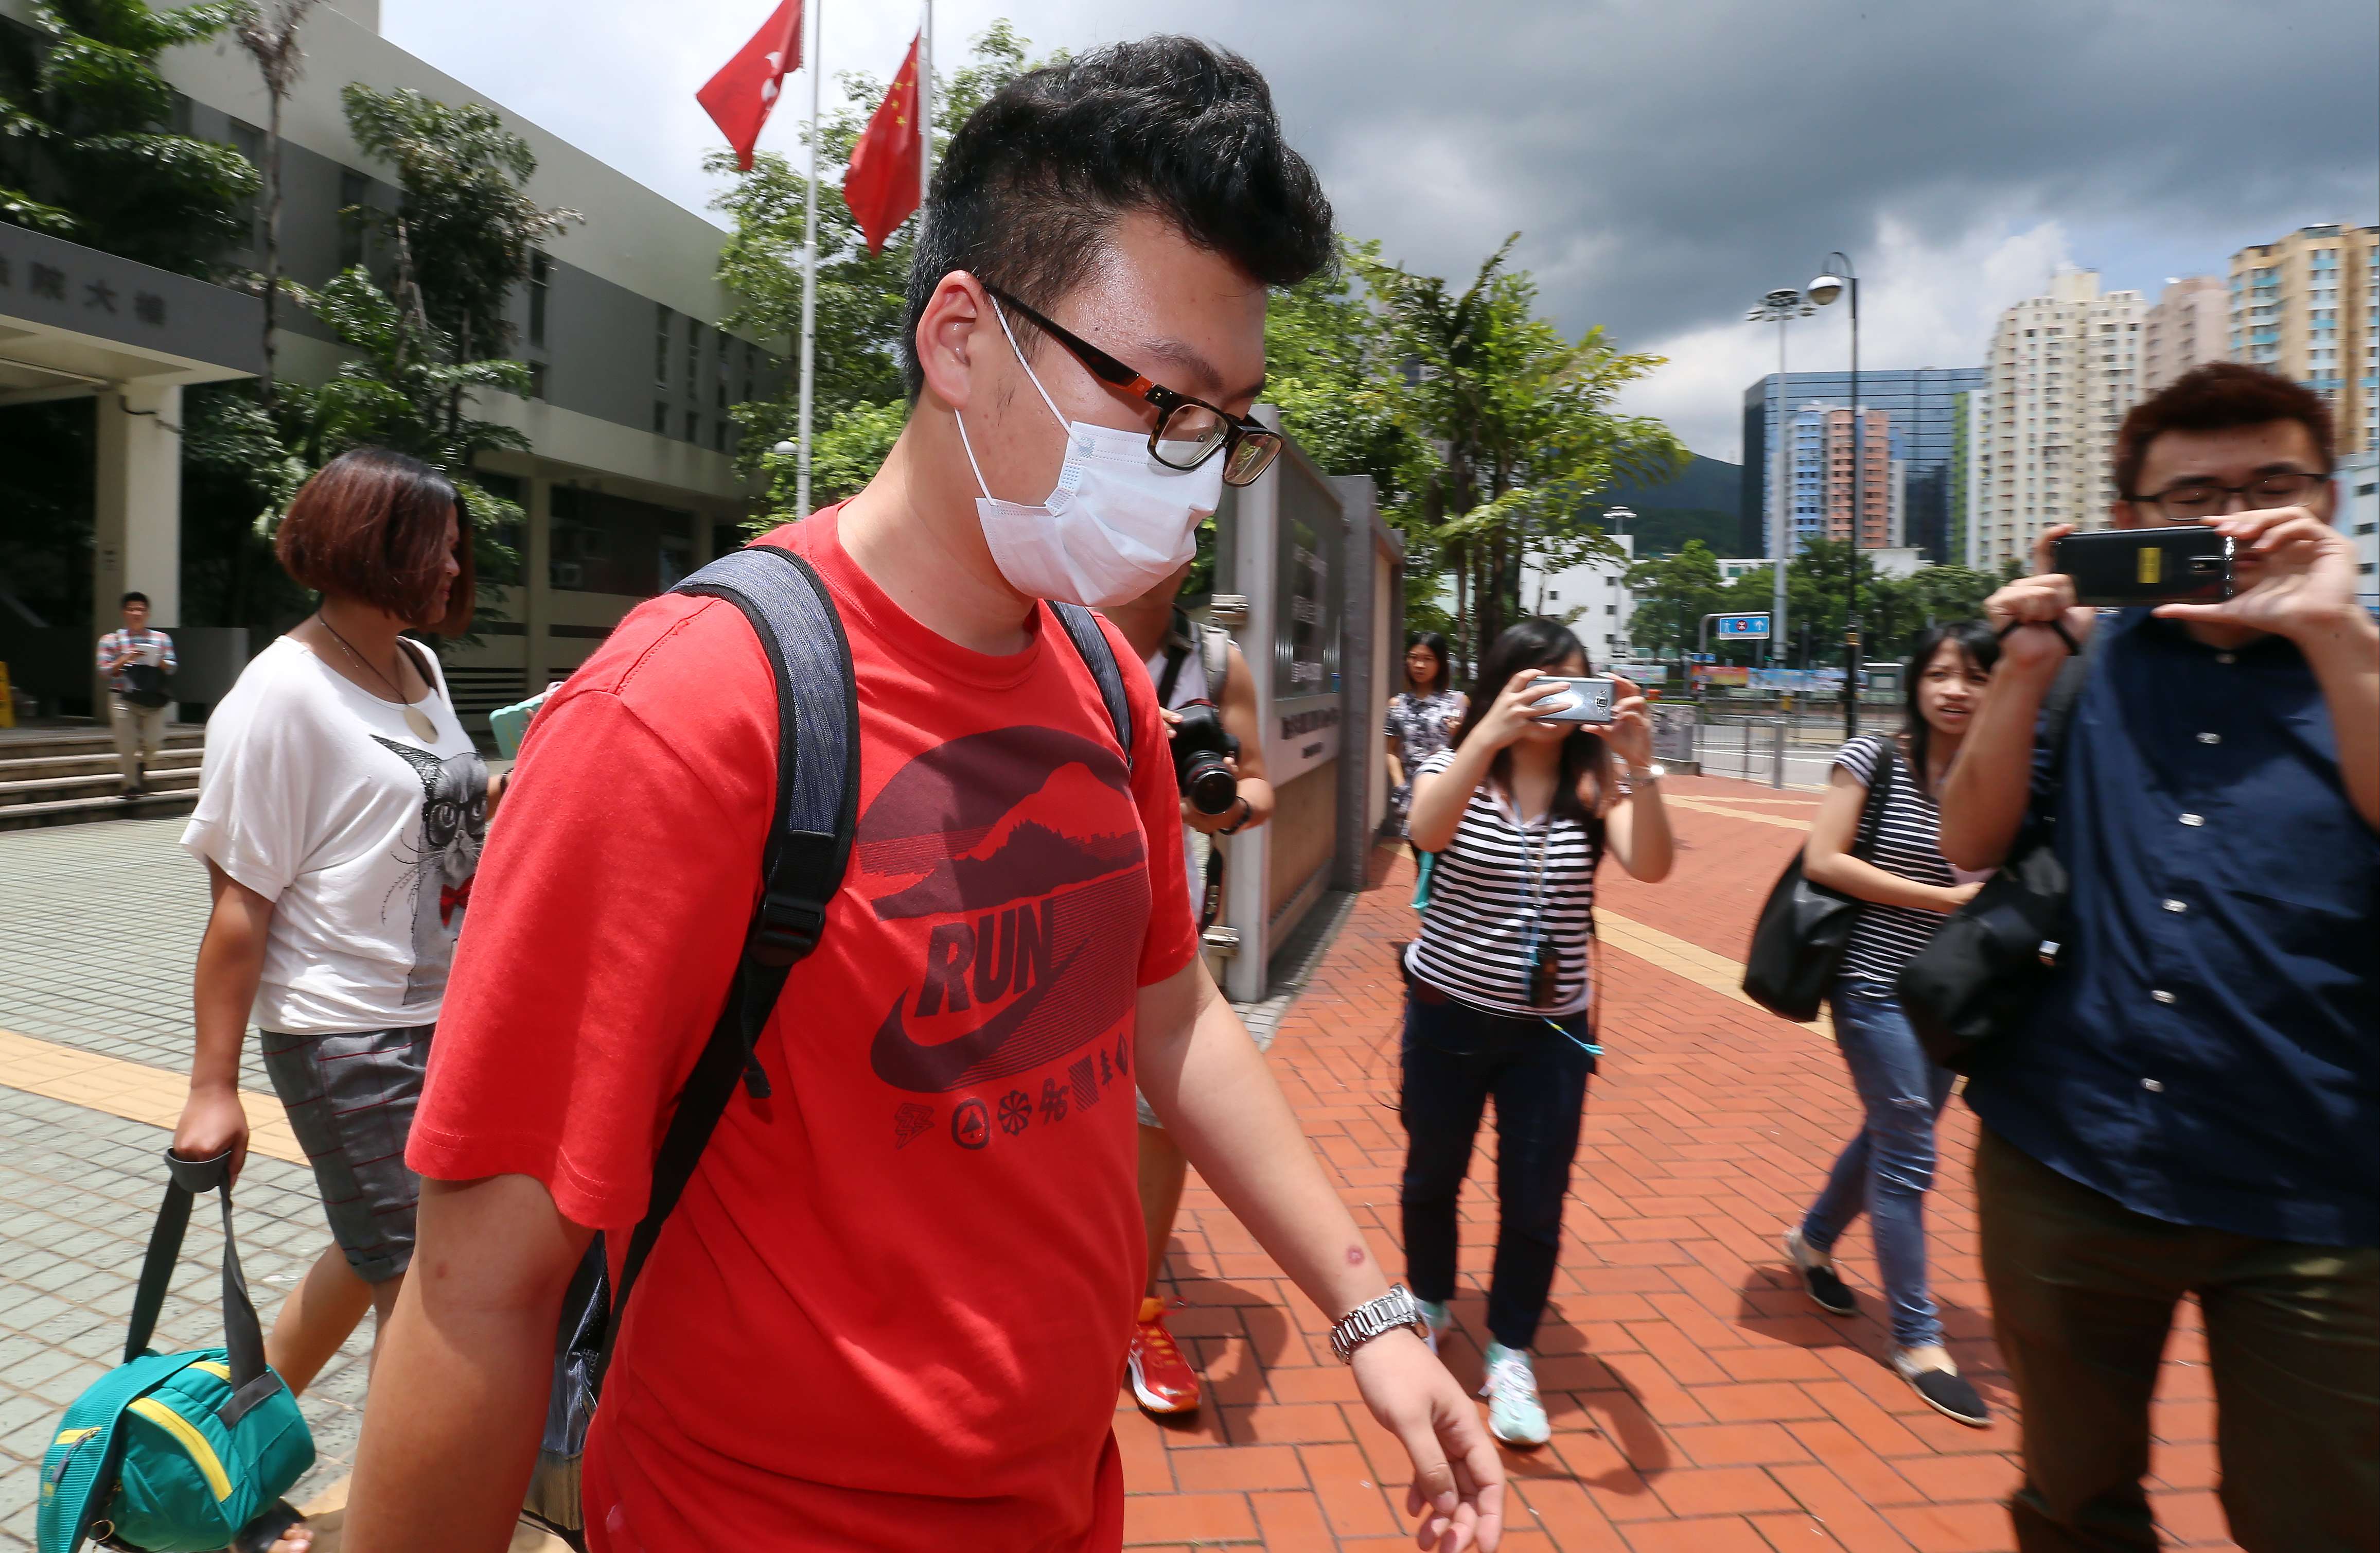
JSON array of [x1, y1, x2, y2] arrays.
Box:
[[404, 706, 439, 742]]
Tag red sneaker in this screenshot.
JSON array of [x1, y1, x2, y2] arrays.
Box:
[[1126, 1297, 1202, 1415]]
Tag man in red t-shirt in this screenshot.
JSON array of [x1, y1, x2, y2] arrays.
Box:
[[341, 36, 1504, 1553]]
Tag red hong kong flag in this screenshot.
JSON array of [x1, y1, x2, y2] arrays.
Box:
[[698, 0, 803, 172], [842, 32, 923, 254]]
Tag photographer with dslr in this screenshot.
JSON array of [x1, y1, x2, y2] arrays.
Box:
[[1940, 363, 2379, 1553], [1107, 559, 1273, 1416]]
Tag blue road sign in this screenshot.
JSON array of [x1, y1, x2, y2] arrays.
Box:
[[1716, 613, 1772, 640]]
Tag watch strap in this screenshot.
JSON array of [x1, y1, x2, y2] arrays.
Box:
[[1329, 1284, 1427, 1364]]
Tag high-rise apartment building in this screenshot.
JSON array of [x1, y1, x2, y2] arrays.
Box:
[[1968, 268, 2146, 573], [1740, 367, 1982, 560], [2229, 224, 2379, 455], [1784, 404, 1894, 550], [2141, 275, 2228, 393]]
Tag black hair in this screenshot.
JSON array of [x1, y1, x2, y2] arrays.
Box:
[[1900, 620, 1999, 797], [1448, 617, 1610, 825], [1404, 631, 1453, 694], [901, 36, 1334, 399], [120, 591, 149, 608]]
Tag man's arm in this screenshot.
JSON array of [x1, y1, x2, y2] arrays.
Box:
[[1190, 640, 1274, 835], [1136, 959, 1502, 1552], [341, 1176, 593, 1553], [1938, 529, 2095, 871]]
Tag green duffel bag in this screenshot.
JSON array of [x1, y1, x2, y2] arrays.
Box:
[[38, 1149, 314, 1553]]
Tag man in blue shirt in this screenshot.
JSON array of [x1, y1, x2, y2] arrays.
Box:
[[1942, 363, 2378, 1553]]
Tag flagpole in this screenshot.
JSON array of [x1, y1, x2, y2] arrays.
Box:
[[795, 0, 821, 517], [915, 0, 932, 241]]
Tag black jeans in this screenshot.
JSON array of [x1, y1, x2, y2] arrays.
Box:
[[1398, 983, 1595, 1350]]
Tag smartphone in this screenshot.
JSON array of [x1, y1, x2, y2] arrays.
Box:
[[2053, 528, 2234, 607], [1531, 676, 1616, 725]]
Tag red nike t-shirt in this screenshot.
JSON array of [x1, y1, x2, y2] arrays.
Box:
[[409, 509, 1197, 1551]]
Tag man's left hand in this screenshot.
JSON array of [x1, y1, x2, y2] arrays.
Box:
[[1182, 757, 1245, 835], [1350, 1330, 1505, 1551], [2159, 508, 2363, 641]]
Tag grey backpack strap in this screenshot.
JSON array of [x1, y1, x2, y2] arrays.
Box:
[[1200, 622, 1229, 695], [602, 545, 858, 1371], [1050, 601, 1133, 770]]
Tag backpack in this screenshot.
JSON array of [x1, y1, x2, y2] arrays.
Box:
[[1153, 608, 1229, 708], [521, 544, 1136, 1541], [38, 1149, 314, 1553]]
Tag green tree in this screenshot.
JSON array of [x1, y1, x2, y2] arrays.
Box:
[[230, 0, 325, 404], [710, 22, 1039, 514], [0, 0, 258, 270], [1621, 540, 1724, 656], [1356, 237, 1683, 661], [341, 83, 580, 371]]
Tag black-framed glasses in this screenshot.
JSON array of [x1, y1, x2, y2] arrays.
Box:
[[984, 286, 1282, 487], [2128, 470, 2329, 519]]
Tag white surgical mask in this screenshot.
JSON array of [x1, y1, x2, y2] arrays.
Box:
[[955, 299, 1224, 607]]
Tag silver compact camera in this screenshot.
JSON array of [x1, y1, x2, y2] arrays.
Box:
[[1532, 676, 1616, 725]]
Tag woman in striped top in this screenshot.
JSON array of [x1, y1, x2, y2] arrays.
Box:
[[1401, 618, 1674, 1448], [1784, 621, 1999, 1428]]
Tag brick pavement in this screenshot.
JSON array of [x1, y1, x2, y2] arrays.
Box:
[[1123, 773, 2238, 1553]]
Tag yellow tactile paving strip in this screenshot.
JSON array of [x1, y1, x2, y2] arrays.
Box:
[[1597, 910, 1831, 1039], [1661, 794, 1822, 829], [0, 1026, 304, 1164]]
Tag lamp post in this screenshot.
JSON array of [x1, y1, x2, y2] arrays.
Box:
[[1746, 289, 1812, 674], [1808, 253, 1861, 736]]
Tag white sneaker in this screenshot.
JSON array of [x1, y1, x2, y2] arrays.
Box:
[[1419, 1298, 1453, 1355], [1478, 1342, 1550, 1449]]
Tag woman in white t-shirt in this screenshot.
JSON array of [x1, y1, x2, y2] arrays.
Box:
[[1401, 618, 1674, 1450], [172, 449, 495, 1551]]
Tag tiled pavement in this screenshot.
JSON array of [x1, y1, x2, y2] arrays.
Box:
[[0, 787, 2243, 1551]]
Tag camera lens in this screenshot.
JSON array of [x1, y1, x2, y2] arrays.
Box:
[[1185, 760, 1238, 815]]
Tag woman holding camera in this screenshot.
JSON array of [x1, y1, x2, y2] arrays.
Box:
[[171, 449, 494, 1552], [1783, 620, 1998, 1427], [1384, 631, 1465, 839], [1400, 618, 1673, 1447]]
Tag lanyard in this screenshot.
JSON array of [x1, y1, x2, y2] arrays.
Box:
[[1502, 791, 1604, 1057]]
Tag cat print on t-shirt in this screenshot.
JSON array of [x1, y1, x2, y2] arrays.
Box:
[[373, 736, 490, 1006]]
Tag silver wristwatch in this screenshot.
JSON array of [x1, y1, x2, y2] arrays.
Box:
[[1626, 762, 1666, 787], [1329, 1284, 1430, 1364]]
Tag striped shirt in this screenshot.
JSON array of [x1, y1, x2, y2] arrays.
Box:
[[1835, 737, 1954, 982], [96, 627, 175, 694], [1404, 748, 1603, 1016]]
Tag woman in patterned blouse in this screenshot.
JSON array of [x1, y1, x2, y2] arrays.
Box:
[[1383, 632, 1465, 837]]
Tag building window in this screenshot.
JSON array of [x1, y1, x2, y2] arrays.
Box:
[[528, 361, 548, 400], [337, 169, 370, 270], [713, 419, 729, 453], [686, 317, 701, 396], [653, 400, 669, 434], [528, 252, 551, 346], [655, 306, 672, 386], [684, 409, 699, 442], [550, 486, 695, 596]]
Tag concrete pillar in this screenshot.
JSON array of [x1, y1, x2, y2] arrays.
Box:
[[524, 474, 553, 692], [92, 382, 183, 713]]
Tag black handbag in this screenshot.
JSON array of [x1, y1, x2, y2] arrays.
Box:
[[119, 660, 173, 709], [1742, 735, 1896, 1022], [1898, 647, 2096, 1072]]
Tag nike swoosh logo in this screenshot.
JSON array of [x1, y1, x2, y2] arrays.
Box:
[[870, 941, 1083, 1093]]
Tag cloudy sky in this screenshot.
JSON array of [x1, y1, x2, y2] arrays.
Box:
[[382, 0, 2375, 461]]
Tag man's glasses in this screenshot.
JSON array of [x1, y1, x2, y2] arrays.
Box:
[[984, 286, 1282, 487], [2129, 471, 2329, 520]]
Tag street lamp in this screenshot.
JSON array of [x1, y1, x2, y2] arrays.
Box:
[[1603, 505, 1635, 534], [1746, 288, 1813, 674], [1807, 252, 1862, 737]]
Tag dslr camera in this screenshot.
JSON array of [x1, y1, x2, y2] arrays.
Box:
[[1169, 699, 1241, 815]]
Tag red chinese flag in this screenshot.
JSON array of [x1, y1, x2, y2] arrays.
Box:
[[842, 33, 923, 255], [698, 0, 803, 172]]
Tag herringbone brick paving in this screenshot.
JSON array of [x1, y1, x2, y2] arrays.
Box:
[[1123, 772, 2237, 1553]]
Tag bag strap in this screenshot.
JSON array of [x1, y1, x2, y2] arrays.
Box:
[[1049, 601, 1134, 769], [1155, 644, 1190, 706], [126, 1148, 285, 1426], [1200, 621, 1229, 695], [600, 546, 860, 1377], [1848, 735, 1897, 862]]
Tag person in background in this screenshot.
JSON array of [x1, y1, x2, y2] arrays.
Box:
[[1943, 362, 2378, 1552], [1385, 631, 1464, 839], [1105, 558, 1273, 1417], [1401, 618, 1673, 1447], [96, 590, 177, 795], [1783, 620, 1998, 1427], [172, 448, 495, 1553]]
